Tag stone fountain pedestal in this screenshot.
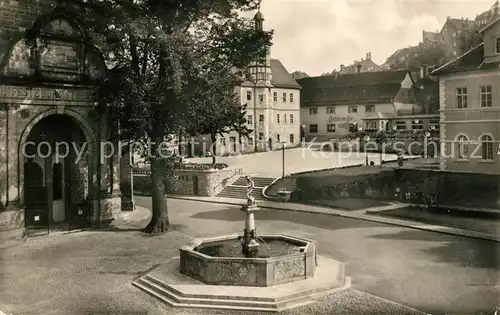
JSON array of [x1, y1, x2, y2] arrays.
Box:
[[132, 175, 351, 312]]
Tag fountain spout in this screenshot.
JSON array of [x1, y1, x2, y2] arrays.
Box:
[[240, 175, 260, 258]]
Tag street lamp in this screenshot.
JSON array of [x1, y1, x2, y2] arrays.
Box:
[[279, 141, 286, 178], [363, 135, 370, 166]]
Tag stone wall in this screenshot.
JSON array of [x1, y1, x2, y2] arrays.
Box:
[[134, 168, 242, 197], [395, 168, 500, 208]]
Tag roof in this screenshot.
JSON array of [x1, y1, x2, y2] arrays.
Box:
[[339, 59, 382, 74], [269, 59, 301, 89], [479, 16, 500, 33], [297, 70, 410, 107], [241, 59, 301, 89], [431, 43, 500, 75], [441, 18, 475, 33]]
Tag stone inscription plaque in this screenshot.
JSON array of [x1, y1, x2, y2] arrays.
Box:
[[0, 85, 96, 102]]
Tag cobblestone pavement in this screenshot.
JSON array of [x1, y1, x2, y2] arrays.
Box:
[[0, 198, 498, 315]]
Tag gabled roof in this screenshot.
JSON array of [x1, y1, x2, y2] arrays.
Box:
[[270, 59, 301, 89], [479, 16, 500, 33], [441, 18, 475, 33], [431, 43, 491, 75], [297, 70, 410, 107]]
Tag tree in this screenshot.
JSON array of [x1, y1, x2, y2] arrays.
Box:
[[86, 0, 272, 234], [186, 71, 252, 164]]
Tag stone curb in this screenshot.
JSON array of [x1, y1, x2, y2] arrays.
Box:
[[166, 195, 500, 242]]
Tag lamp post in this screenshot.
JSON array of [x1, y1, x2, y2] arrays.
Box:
[[363, 135, 370, 166], [279, 141, 286, 178]]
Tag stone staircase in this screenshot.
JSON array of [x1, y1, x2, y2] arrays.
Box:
[[217, 176, 276, 200], [132, 272, 349, 312]]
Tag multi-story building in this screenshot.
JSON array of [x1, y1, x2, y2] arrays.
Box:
[[383, 45, 421, 70], [298, 70, 422, 139], [432, 16, 500, 174], [192, 11, 301, 155], [339, 52, 382, 74], [423, 31, 441, 46], [476, 0, 500, 27], [363, 66, 440, 133]]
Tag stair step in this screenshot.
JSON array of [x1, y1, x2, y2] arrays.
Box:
[[133, 278, 278, 310], [132, 275, 350, 313]]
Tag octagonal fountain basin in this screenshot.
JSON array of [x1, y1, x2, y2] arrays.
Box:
[[179, 234, 318, 287]]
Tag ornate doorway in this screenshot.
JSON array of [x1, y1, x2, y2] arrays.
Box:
[[22, 114, 91, 231]]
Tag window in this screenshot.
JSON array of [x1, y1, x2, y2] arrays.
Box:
[[259, 114, 264, 122], [282, 93, 286, 102], [273, 92, 278, 102], [276, 134, 280, 142], [276, 114, 280, 124], [365, 121, 377, 130], [395, 120, 407, 130], [480, 85, 492, 107], [309, 124, 318, 133], [258, 132, 264, 140], [290, 114, 294, 124], [309, 108, 318, 115], [481, 135, 493, 160], [289, 134, 294, 143], [247, 137, 254, 147], [496, 37, 500, 54], [365, 105, 375, 113], [259, 94, 264, 103], [456, 87, 467, 108], [283, 114, 287, 123], [326, 124, 336, 132], [220, 137, 226, 145], [326, 106, 335, 114], [247, 115, 253, 125], [246, 91, 252, 100], [456, 135, 468, 159], [429, 119, 440, 131], [290, 93, 294, 103], [411, 119, 423, 130], [348, 106, 357, 113]]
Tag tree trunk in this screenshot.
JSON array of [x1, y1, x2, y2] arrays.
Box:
[[211, 133, 217, 165], [143, 134, 170, 234]]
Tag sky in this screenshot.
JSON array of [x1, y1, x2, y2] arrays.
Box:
[[246, 0, 494, 76]]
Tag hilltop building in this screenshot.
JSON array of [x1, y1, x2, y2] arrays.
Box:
[[338, 52, 382, 74]]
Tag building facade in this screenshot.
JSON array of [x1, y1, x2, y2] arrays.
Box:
[[339, 52, 382, 74], [0, 1, 132, 231], [298, 70, 419, 140], [432, 17, 500, 174], [209, 12, 301, 155]]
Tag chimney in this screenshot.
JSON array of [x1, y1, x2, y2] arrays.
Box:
[[447, 16, 450, 20], [366, 52, 371, 60], [420, 64, 429, 78]]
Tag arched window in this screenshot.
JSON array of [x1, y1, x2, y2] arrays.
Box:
[[456, 135, 468, 159], [480, 135, 493, 160]]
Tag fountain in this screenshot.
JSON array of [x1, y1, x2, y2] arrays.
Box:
[[133, 174, 350, 312]]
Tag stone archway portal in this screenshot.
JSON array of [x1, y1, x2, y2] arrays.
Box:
[[19, 111, 95, 225]]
